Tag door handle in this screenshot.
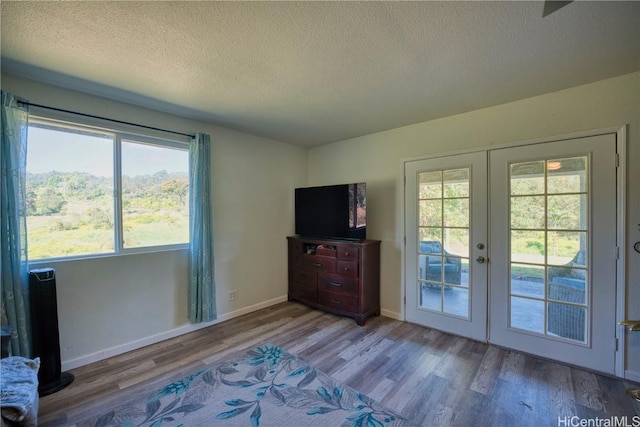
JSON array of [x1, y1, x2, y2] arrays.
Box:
[[476, 256, 487, 264], [620, 320, 640, 331]]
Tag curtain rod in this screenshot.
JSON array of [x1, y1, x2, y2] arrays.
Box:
[[17, 101, 196, 139]]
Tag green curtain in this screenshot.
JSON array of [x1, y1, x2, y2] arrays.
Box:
[[188, 133, 216, 323], [0, 91, 32, 356]]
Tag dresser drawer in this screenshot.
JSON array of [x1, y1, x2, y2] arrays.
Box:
[[318, 291, 357, 312], [337, 245, 359, 261], [290, 286, 317, 305], [318, 274, 358, 294], [336, 260, 358, 278], [302, 256, 336, 274], [290, 253, 303, 266], [289, 267, 317, 288], [289, 240, 303, 266], [289, 240, 303, 253]]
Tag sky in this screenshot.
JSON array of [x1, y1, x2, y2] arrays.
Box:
[[27, 125, 188, 177]]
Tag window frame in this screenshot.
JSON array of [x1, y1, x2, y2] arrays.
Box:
[[26, 111, 191, 262]]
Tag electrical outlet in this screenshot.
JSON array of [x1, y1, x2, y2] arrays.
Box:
[[229, 290, 238, 301]]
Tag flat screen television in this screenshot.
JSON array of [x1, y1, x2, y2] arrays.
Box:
[[295, 183, 366, 240]]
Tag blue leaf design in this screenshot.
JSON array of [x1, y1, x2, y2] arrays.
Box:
[[145, 400, 161, 419], [365, 413, 385, 427], [221, 378, 255, 387], [225, 399, 254, 406], [202, 370, 216, 385], [288, 366, 308, 378], [216, 405, 253, 420], [270, 386, 286, 403], [349, 413, 367, 427], [149, 419, 163, 427], [147, 370, 205, 401], [250, 404, 261, 427], [347, 412, 368, 421], [307, 407, 336, 415], [245, 344, 285, 368], [94, 411, 114, 427], [317, 386, 332, 402], [219, 365, 240, 375], [297, 369, 316, 388], [163, 398, 180, 413], [254, 366, 267, 381], [333, 387, 343, 402]]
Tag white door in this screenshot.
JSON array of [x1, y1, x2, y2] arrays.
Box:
[[489, 134, 617, 374], [405, 133, 618, 374], [405, 152, 488, 341]]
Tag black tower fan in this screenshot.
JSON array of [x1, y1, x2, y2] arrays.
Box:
[[29, 268, 74, 396]]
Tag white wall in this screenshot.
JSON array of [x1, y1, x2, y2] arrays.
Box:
[[307, 72, 640, 379], [1, 74, 308, 370]]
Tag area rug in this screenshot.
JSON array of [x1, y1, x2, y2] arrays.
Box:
[[77, 344, 413, 427]]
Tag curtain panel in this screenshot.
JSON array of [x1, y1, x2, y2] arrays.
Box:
[[188, 133, 216, 323], [0, 91, 32, 356]]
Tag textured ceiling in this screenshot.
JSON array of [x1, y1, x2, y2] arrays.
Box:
[[2, 1, 639, 147]]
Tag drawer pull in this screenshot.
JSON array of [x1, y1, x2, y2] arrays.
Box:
[[331, 299, 341, 305], [343, 267, 350, 271], [313, 263, 322, 267], [330, 282, 343, 287], [344, 252, 350, 256]]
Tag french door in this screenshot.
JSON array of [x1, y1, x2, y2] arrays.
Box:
[[405, 133, 618, 374], [405, 152, 488, 341]]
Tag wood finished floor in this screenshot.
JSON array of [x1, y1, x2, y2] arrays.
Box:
[[40, 302, 640, 426]]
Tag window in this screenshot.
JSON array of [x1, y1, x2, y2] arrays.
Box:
[[26, 117, 189, 260]]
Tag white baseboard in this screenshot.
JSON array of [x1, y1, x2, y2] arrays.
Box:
[[61, 295, 289, 371], [381, 308, 403, 321]]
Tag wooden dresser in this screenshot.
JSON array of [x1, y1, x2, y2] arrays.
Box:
[[287, 236, 380, 325]]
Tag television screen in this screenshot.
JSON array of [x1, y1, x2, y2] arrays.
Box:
[[295, 183, 366, 240]]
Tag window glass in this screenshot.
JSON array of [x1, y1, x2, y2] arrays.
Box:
[[121, 140, 189, 248], [26, 123, 114, 259], [26, 118, 189, 260]]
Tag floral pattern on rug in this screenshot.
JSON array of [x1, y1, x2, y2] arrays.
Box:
[[79, 344, 413, 427]]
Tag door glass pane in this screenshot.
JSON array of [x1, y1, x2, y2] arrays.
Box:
[[418, 168, 470, 318], [510, 230, 545, 264], [509, 156, 589, 343], [511, 296, 544, 333], [419, 171, 442, 198], [511, 196, 545, 229], [547, 157, 587, 193], [443, 169, 469, 197], [445, 228, 469, 258], [547, 195, 586, 229], [419, 200, 442, 226], [547, 303, 586, 341], [443, 199, 469, 228], [444, 289, 469, 317], [511, 263, 544, 298], [419, 227, 441, 243], [510, 161, 545, 195]]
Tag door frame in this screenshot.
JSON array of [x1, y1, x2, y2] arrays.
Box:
[[401, 125, 627, 378]]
